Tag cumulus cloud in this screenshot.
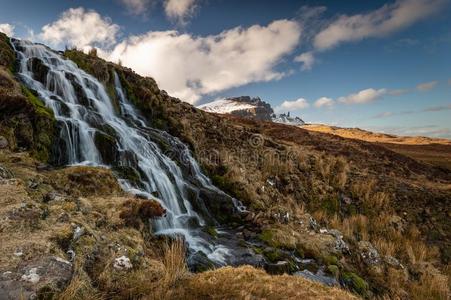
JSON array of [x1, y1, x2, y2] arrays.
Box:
[[0, 23, 14, 36], [338, 88, 387, 104], [416, 81, 438, 91], [314, 0, 446, 50], [275, 98, 309, 112], [314, 97, 334, 108], [164, 0, 197, 25], [294, 51, 315, 70], [108, 20, 301, 104], [40, 8, 120, 50]]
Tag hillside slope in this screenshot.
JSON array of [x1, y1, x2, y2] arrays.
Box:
[[0, 34, 450, 299]]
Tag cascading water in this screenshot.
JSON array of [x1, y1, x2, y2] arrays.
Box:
[[12, 39, 251, 266]]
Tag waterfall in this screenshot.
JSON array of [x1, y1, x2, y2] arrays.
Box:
[[11, 39, 245, 265]]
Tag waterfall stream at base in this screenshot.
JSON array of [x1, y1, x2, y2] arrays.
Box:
[[12, 39, 250, 266]]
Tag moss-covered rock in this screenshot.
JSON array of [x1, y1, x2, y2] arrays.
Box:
[[342, 271, 369, 297], [0, 32, 15, 72]]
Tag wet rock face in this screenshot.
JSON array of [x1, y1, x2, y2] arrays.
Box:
[[94, 130, 119, 165], [0, 256, 73, 300], [28, 58, 49, 86]]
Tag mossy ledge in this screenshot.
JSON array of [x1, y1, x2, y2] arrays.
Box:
[[0, 33, 56, 163]]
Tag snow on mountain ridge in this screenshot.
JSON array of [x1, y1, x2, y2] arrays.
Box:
[[198, 99, 256, 114]]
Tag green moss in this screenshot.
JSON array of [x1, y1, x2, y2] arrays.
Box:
[[21, 85, 54, 118], [113, 166, 142, 187], [322, 255, 338, 266], [0, 32, 15, 72], [294, 247, 304, 259], [259, 229, 274, 245], [342, 271, 369, 297], [321, 196, 340, 215], [204, 226, 218, 239], [19, 85, 56, 162], [63, 50, 95, 75], [263, 248, 281, 263], [326, 265, 339, 278], [253, 247, 263, 255]]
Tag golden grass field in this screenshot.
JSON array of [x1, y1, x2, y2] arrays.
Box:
[[303, 124, 451, 170]]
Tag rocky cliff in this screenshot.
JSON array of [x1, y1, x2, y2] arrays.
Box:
[[199, 96, 275, 121]]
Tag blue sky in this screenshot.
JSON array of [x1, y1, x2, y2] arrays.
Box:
[[0, 0, 450, 138]]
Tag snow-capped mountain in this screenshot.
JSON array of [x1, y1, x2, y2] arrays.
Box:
[[198, 96, 274, 121], [198, 96, 305, 125], [272, 112, 305, 126]]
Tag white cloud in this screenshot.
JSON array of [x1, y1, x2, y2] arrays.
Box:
[[314, 0, 446, 50], [40, 8, 120, 50], [164, 0, 197, 25], [275, 98, 309, 112], [314, 97, 334, 108], [338, 88, 387, 104], [294, 51, 315, 70], [416, 81, 438, 91], [0, 23, 15, 36], [119, 0, 153, 15], [108, 20, 301, 104]]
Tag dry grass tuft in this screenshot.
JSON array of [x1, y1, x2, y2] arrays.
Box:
[[170, 265, 358, 300], [331, 214, 368, 241], [411, 269, 450, 300], [58, 272, 101, 300]]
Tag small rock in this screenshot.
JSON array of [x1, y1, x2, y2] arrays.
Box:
[[14, 249, 23, 257], [0, 136, 8, 149], [73, 226, 85, 241], [358, 241, 380, 265], [67, 250, 76, 262], [43, 191, 64, 203], [113, 256, 133, 270], [0, 165, 13, 179], [28, 179, 39, 189], [329, 230, 350, 254], [21, 268, 40, 284], [384, 255, 403, 269], [309, 216, 319, 231], [36, 163, 50, 171]]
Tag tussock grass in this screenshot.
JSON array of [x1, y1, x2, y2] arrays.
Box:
[[171, 265, 358, 300]]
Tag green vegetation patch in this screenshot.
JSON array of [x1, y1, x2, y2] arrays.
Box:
[[342, 271, 369, 297]]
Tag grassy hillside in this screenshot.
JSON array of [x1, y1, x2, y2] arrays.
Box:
[[303, 124, 451, 170], [0, 38, 449, 299]]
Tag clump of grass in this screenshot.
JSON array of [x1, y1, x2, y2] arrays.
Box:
[[330, 214, 368, 241], [151, 239, 188, 300], [162, 239, 188, 286], [58, 272, 100, 300], [119, 198, 166, 229], [411, 270, 449, 300]]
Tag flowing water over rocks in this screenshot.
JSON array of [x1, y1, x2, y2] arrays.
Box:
[[12, 39, 256, 268]]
